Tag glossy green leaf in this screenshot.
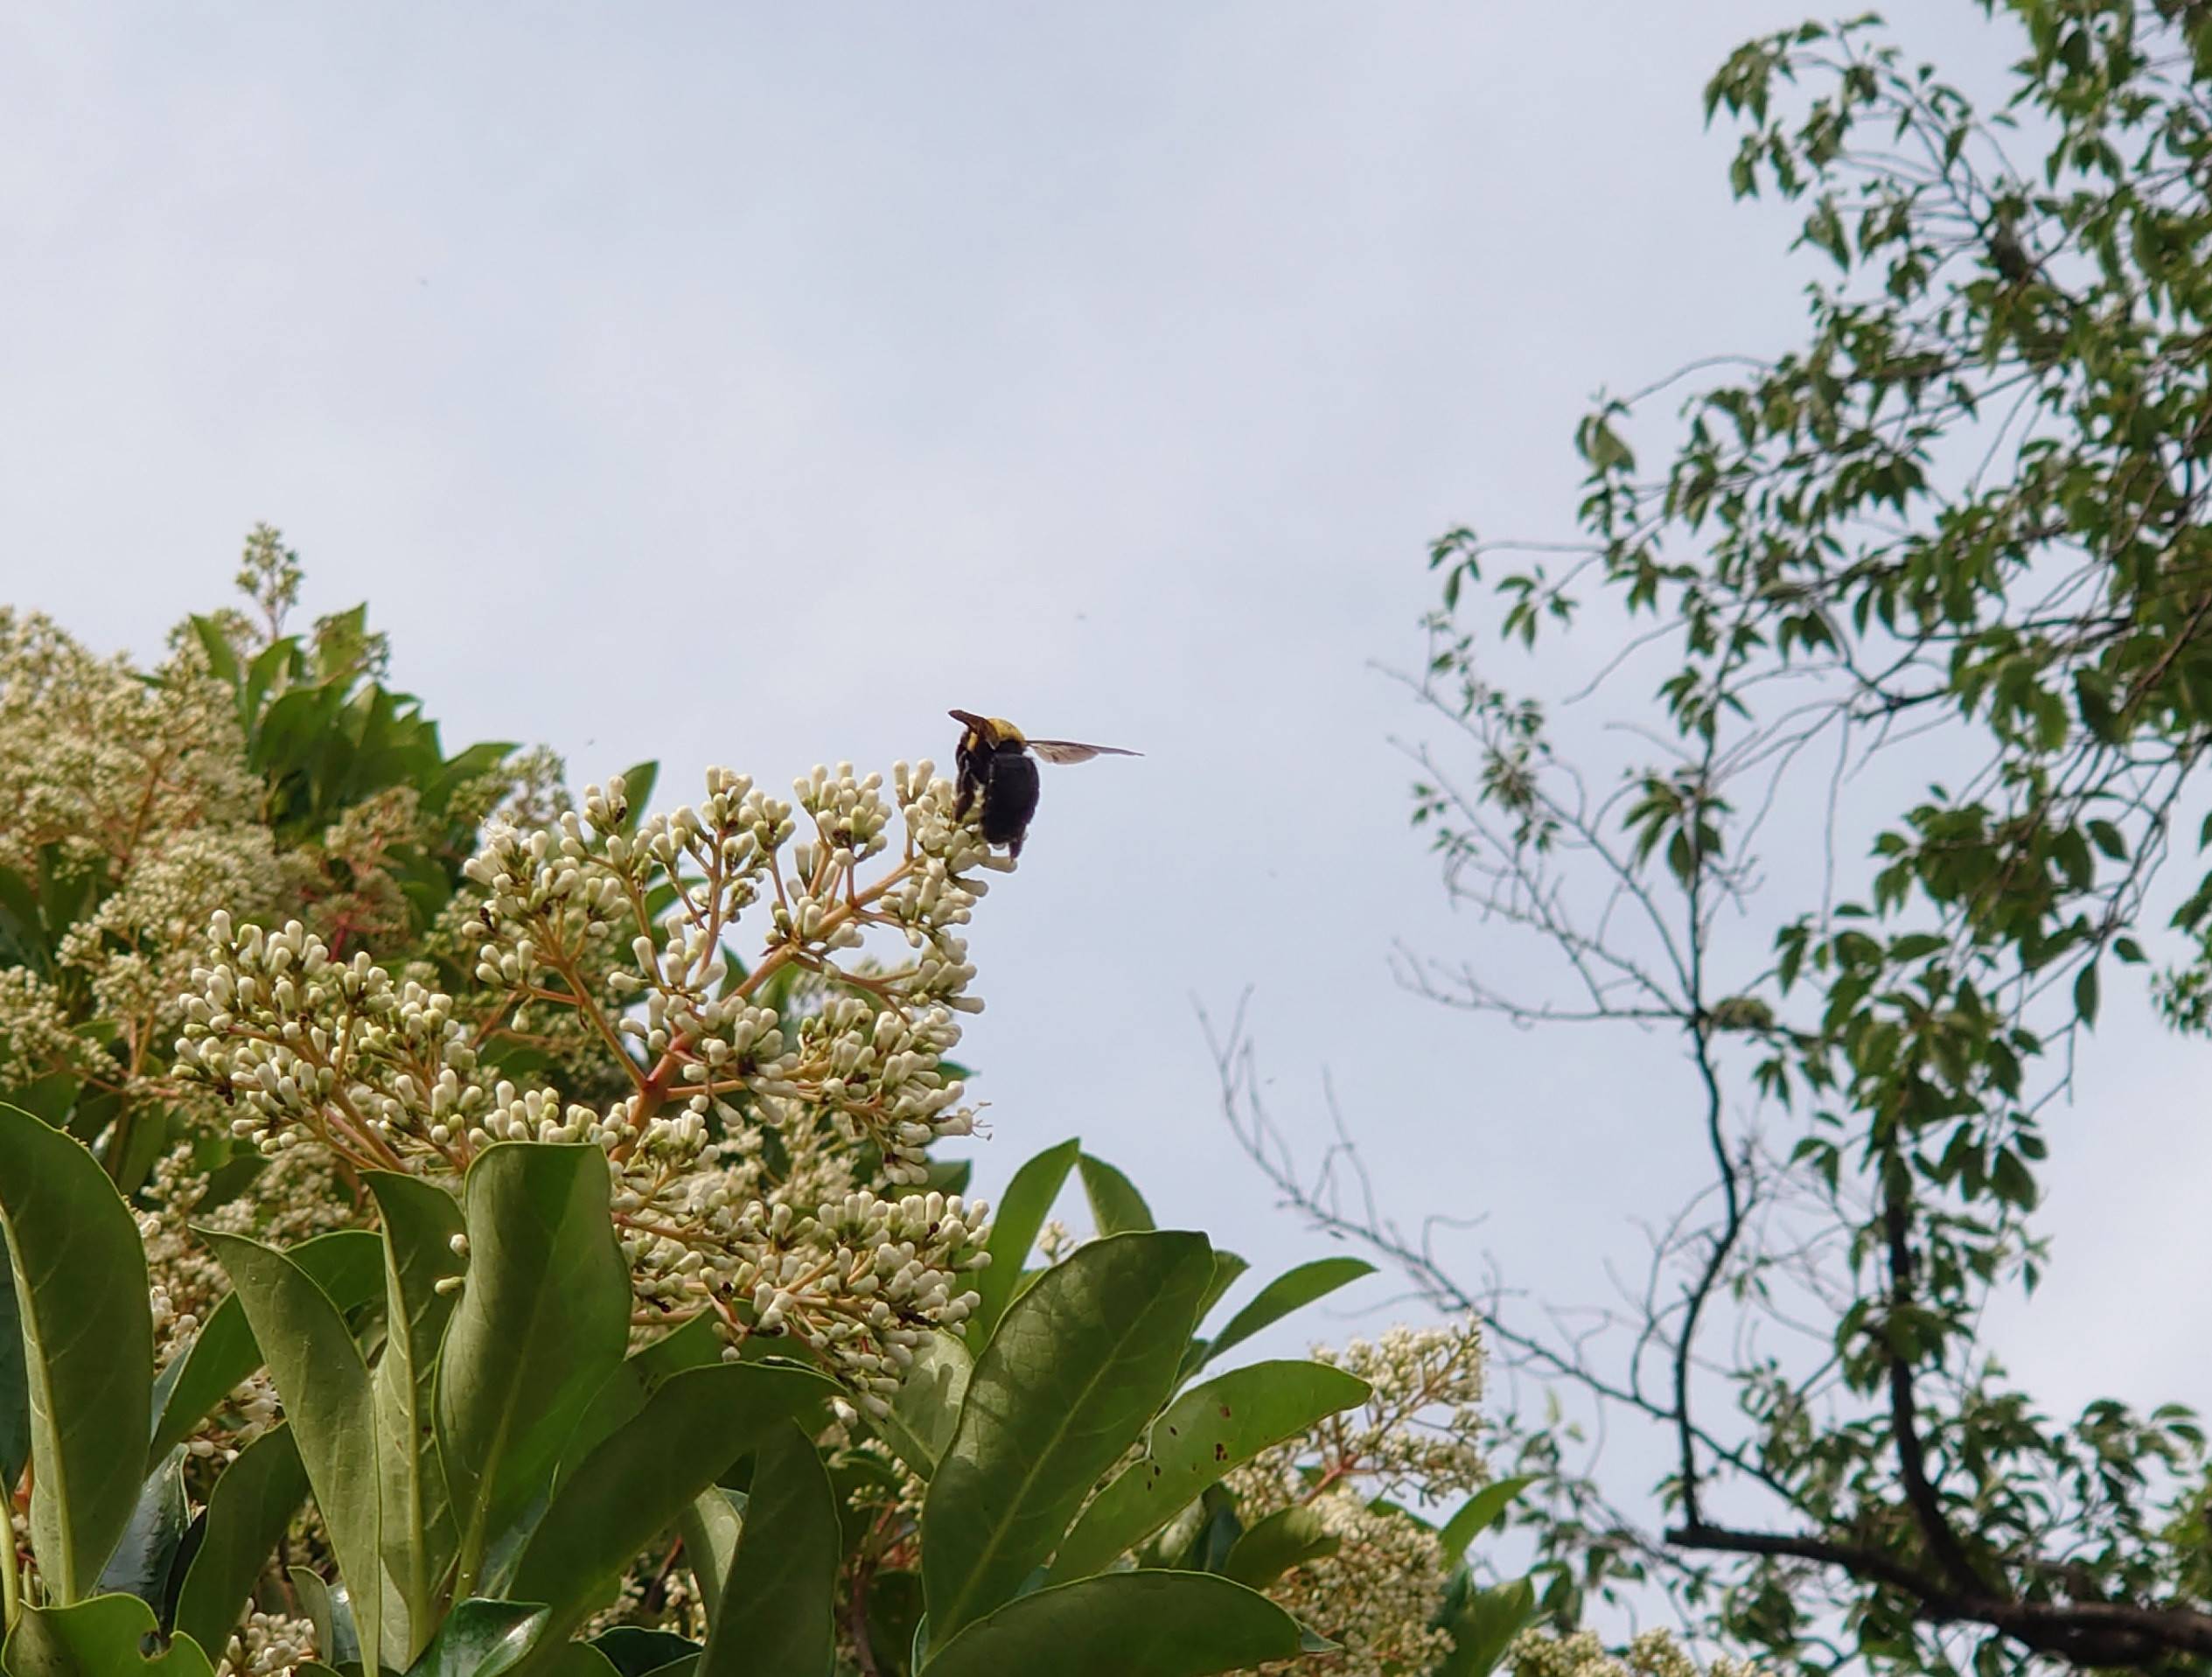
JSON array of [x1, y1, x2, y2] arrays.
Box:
[[1075, 1152, 1154, 1235], [289, 1567, 360, 1672], [1439, 1475, 1536, 1568], [0, 1595, 216, 1677], [510, 1361, 836, 1634], [1222, 1505, 1342, 1589], [202, 1231, 382, 1677], [437, 1143, 631, 1598], [402, 1598, 548, 1677], [0, 1100, 155, 1602], [173, 1423, 310, 1665], [968, 1138, 1079, 1343], [1051, 1359, 1368, 1581], [921, 1571, 1307, 1677], [699, 1422, 839, 1677], [150, 1228, 385, 1467], [923, 1230, 1214, 1642], [1191, 1256, 1376, 1374], [561, 1310, 725, 1482], [1436, 1577, 1539, 1677], [94, 1445, 187, 1606], [676, 1488, 745, 1627], [873, 1329, 971, 1480], [364, 1170, 466, 1658]]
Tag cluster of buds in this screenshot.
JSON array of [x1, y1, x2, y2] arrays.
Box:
[[174, 760, 1003, 1411]]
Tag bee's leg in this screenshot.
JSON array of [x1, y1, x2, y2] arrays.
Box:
[[1008, 831, 1024, 860]]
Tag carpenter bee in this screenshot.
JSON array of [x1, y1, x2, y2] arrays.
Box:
[[949, 709, 1139, 858]]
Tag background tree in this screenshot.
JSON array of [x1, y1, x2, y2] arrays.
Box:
[[1229, 5, 2212, 1674]]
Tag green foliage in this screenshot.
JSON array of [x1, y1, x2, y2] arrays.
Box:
[[0, 1120, 1397, 1674], [923, 1230, 1216, 1642], [0, 1103, 153, 1604], [171, 1427, 308, 1662], [1186, 1255, 1376, 1377], [918, 1572, 1310, 1677], [199, 1230, 385, 1676], [1050, 1360, 1372, 1582], [695, 1422, 841, 1677], [150, 1229, 384, 1467], [967, 1135, 1079, 1341], [434, 1144, 632, 1604], [3, 1594, 218, 1676]]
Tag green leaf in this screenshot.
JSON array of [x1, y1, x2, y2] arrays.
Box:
[[509, 1361, 837, 1635], [0, 1101, 155, 1602], [0, 1227, 24, 1491], [1436, 1577, 1539, 1677], [189, 615, 241, 684], [200, 1231, 383, 1677], [923, 1230, 1214, 1642], [402, 1597, 549, 1677], [437, 1143, 631, 1599], [1190, 1256, 1375, 1375], [2074, 961, 2100, 1027], [969, 1139, 1080, 1343], [1193, 1251, 1248, 1327], [1439, 1475, 1536, 1567], [1076, 1153, 1155, 1235], [873, 1329, 971, 1481], [1050, 1359, 1370, 1581], [173, 1424, 311, 1666], [560, 1311, 726, 1484], [1221, 1506, 1341, 1589], [150, 1228, 385, 1467], [289, 1566, 359, 1671], [364, 1170, 467, 1659], [699, 1422, 840, 1677], [919, 1572, 1307, 1677], [676, 1489, 745, 1628], [94, 1445, 188, 1606], [0, 1595, 217, 1676]]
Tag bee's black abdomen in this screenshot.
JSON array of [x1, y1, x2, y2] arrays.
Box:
[[979, 747, 1042, 853]]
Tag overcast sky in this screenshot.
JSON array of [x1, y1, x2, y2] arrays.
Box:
[[6, 1, 2201, 1505]]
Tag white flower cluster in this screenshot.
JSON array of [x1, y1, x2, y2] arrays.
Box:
[[1511, 1628, 1765, 1677], [174, 763, 1004, 1413], [1258, 1489, 1459, 1675], [217, 1611, 317, 1676], [1308, 1318, 1489, 1506], [1232, 1317, 1489, 1676], [0, 608, 280, 1099]]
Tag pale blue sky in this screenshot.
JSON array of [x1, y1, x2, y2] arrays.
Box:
[[4, 0, 2195, 1508]]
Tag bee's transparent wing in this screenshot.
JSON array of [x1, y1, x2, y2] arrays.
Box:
[[1028, 739, 1141, 765]]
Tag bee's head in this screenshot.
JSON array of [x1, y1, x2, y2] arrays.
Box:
[[949, 709, 1026, 748]]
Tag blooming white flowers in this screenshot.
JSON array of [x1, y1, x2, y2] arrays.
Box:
[[176, 761, 1001, 1415]]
